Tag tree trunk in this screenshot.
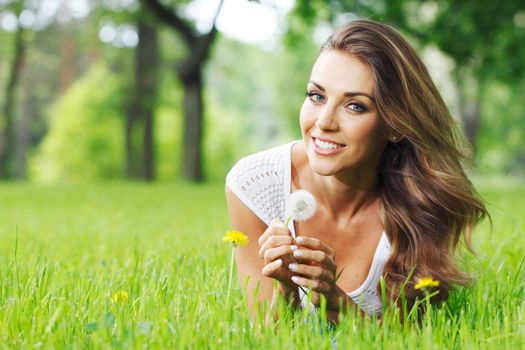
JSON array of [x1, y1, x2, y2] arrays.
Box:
[[455, 72, 481, 156], [126, 20, 158, 180], [15, 72, 32, 180], [59, 35, 75, 95], [0, 27, 26, 179], [181, 70, 203, 181], [125, 96, 138, 177], [15, 116, 29, 180], [141, 0, 224, 182], [461, 99, 481, 154]]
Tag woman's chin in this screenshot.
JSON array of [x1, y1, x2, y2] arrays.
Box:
[[309, 161, 341, 177]]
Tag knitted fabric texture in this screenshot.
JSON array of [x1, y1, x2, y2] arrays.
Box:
[[226, 144, 289, 226]]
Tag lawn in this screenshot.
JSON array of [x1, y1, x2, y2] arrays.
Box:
[[0, 180, 523, 349]]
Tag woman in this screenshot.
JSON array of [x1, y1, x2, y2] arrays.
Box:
[[225, 19, 487, 321]]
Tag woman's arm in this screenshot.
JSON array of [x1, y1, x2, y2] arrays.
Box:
[[225, 186, 300, 322]]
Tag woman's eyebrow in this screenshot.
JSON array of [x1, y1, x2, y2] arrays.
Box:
[[308, 80, 376, 102]]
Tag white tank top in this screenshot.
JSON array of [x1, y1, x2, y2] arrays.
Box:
[[226, 141, 391, 316]]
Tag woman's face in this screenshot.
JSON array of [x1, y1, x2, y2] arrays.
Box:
[[300, 50, 389, 177]]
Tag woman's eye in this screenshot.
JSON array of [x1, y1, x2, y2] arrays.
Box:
[[306, 92, 324, 103], [346, 102, 367, 113]]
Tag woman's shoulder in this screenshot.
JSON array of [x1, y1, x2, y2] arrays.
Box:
[[225, 141, 297, 225], [226, 142, 295, 185]]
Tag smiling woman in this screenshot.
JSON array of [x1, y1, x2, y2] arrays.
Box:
[[301, 51, 388, 178], [225, 19, 488, 323]]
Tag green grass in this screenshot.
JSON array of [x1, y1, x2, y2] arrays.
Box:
[[0, 180, 523, 349]]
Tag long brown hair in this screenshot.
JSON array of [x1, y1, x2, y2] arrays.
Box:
[[321, 20, 488, 306]]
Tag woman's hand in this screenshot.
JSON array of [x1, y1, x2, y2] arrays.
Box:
[[287, 236, 346, 310], [258, 219, 297, 294]]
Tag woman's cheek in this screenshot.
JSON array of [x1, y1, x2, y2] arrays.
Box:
[[299, 104, 309, 134], [299, 103, 316, 132]]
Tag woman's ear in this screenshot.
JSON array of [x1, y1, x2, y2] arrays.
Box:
[[388, 134, 403, 143]]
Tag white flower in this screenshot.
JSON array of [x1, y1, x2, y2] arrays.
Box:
[[287, 190, 317, 222]]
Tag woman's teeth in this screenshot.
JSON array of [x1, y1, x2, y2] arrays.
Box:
[[314, 138, 343, 149]]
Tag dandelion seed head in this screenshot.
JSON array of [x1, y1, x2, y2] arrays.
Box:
[[287, 190, 317, 221]]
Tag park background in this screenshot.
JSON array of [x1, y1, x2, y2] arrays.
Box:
[[0, 0, 524, 348]]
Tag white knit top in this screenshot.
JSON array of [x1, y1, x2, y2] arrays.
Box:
[[226, 141, 391, 316]]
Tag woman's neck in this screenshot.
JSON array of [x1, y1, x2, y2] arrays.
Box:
[[310, 172, 380, 219], [292, 141, 381, 220]]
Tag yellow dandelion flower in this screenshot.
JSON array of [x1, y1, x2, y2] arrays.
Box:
[[414, 277, 440, 290], [112, 290, 129, 304], [223, 230, 249, 247]]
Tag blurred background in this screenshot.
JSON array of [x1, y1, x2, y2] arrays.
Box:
[[0, 0, 524, 183]]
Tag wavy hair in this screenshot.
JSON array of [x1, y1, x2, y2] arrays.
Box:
[[321, 20, 488, 306]]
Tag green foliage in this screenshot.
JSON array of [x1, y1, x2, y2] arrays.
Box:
[[29, 36, 265, 182], [154, 105, 182, 180], [0, 181, 523, 347], [428, 1, 525, 82], [0, 29, 14, 109], [29, 62, 125, 182], [202, 92, 244, 181], [476, 81, 525, 174], [272, 38, 319, 138], [203, 34, 315, 180], [205, 34, 317, 156], [150, 67, 184, 181], [3, 0, 524, 181], [29, 60, 188, 182], [290, 0, 525, 82], [206, 35, 283, 151]]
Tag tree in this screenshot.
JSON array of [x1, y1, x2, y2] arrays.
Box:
[[141, 0, 224, 181], [1, 0, 98, 180], [0, 1, 26, 179], [125, 12, 159, 180], [92, 0, 161, 180]]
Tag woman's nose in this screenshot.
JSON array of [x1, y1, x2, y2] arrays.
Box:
[[315, 105, 339, 131]]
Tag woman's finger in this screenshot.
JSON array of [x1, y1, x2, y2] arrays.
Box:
[[261, 258, 283, 277], [258, 235, 293, 258], [292, 249, 337, 271], [257, 220, 291, 247], [263, 245, 295, 263], [295, 236, 335, 258], [290, 275, 330, 294], [288, 263, 334, 282]]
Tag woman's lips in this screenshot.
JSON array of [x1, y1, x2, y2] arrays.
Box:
[[312, 136, 347, 155]]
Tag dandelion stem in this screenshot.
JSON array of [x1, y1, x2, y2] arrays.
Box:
[[282, 215, 308, 298], [425, 291, 432, 340], [226, 246, 235, 307], [283, 215, 292, 232]]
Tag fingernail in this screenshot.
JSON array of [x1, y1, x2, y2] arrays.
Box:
[[270, 219, 282, 227], [288, 263, 297, 271], [296, 236, 304, 244], [291, 276, 300, 284], [290, 245, 298, 251], [293, 250, 302, 258], [275, 259, 283, 266]]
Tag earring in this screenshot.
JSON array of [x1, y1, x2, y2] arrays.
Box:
[[390, 136, 398, 142]]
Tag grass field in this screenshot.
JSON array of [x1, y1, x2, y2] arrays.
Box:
[[0, 180, 524, 349]]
